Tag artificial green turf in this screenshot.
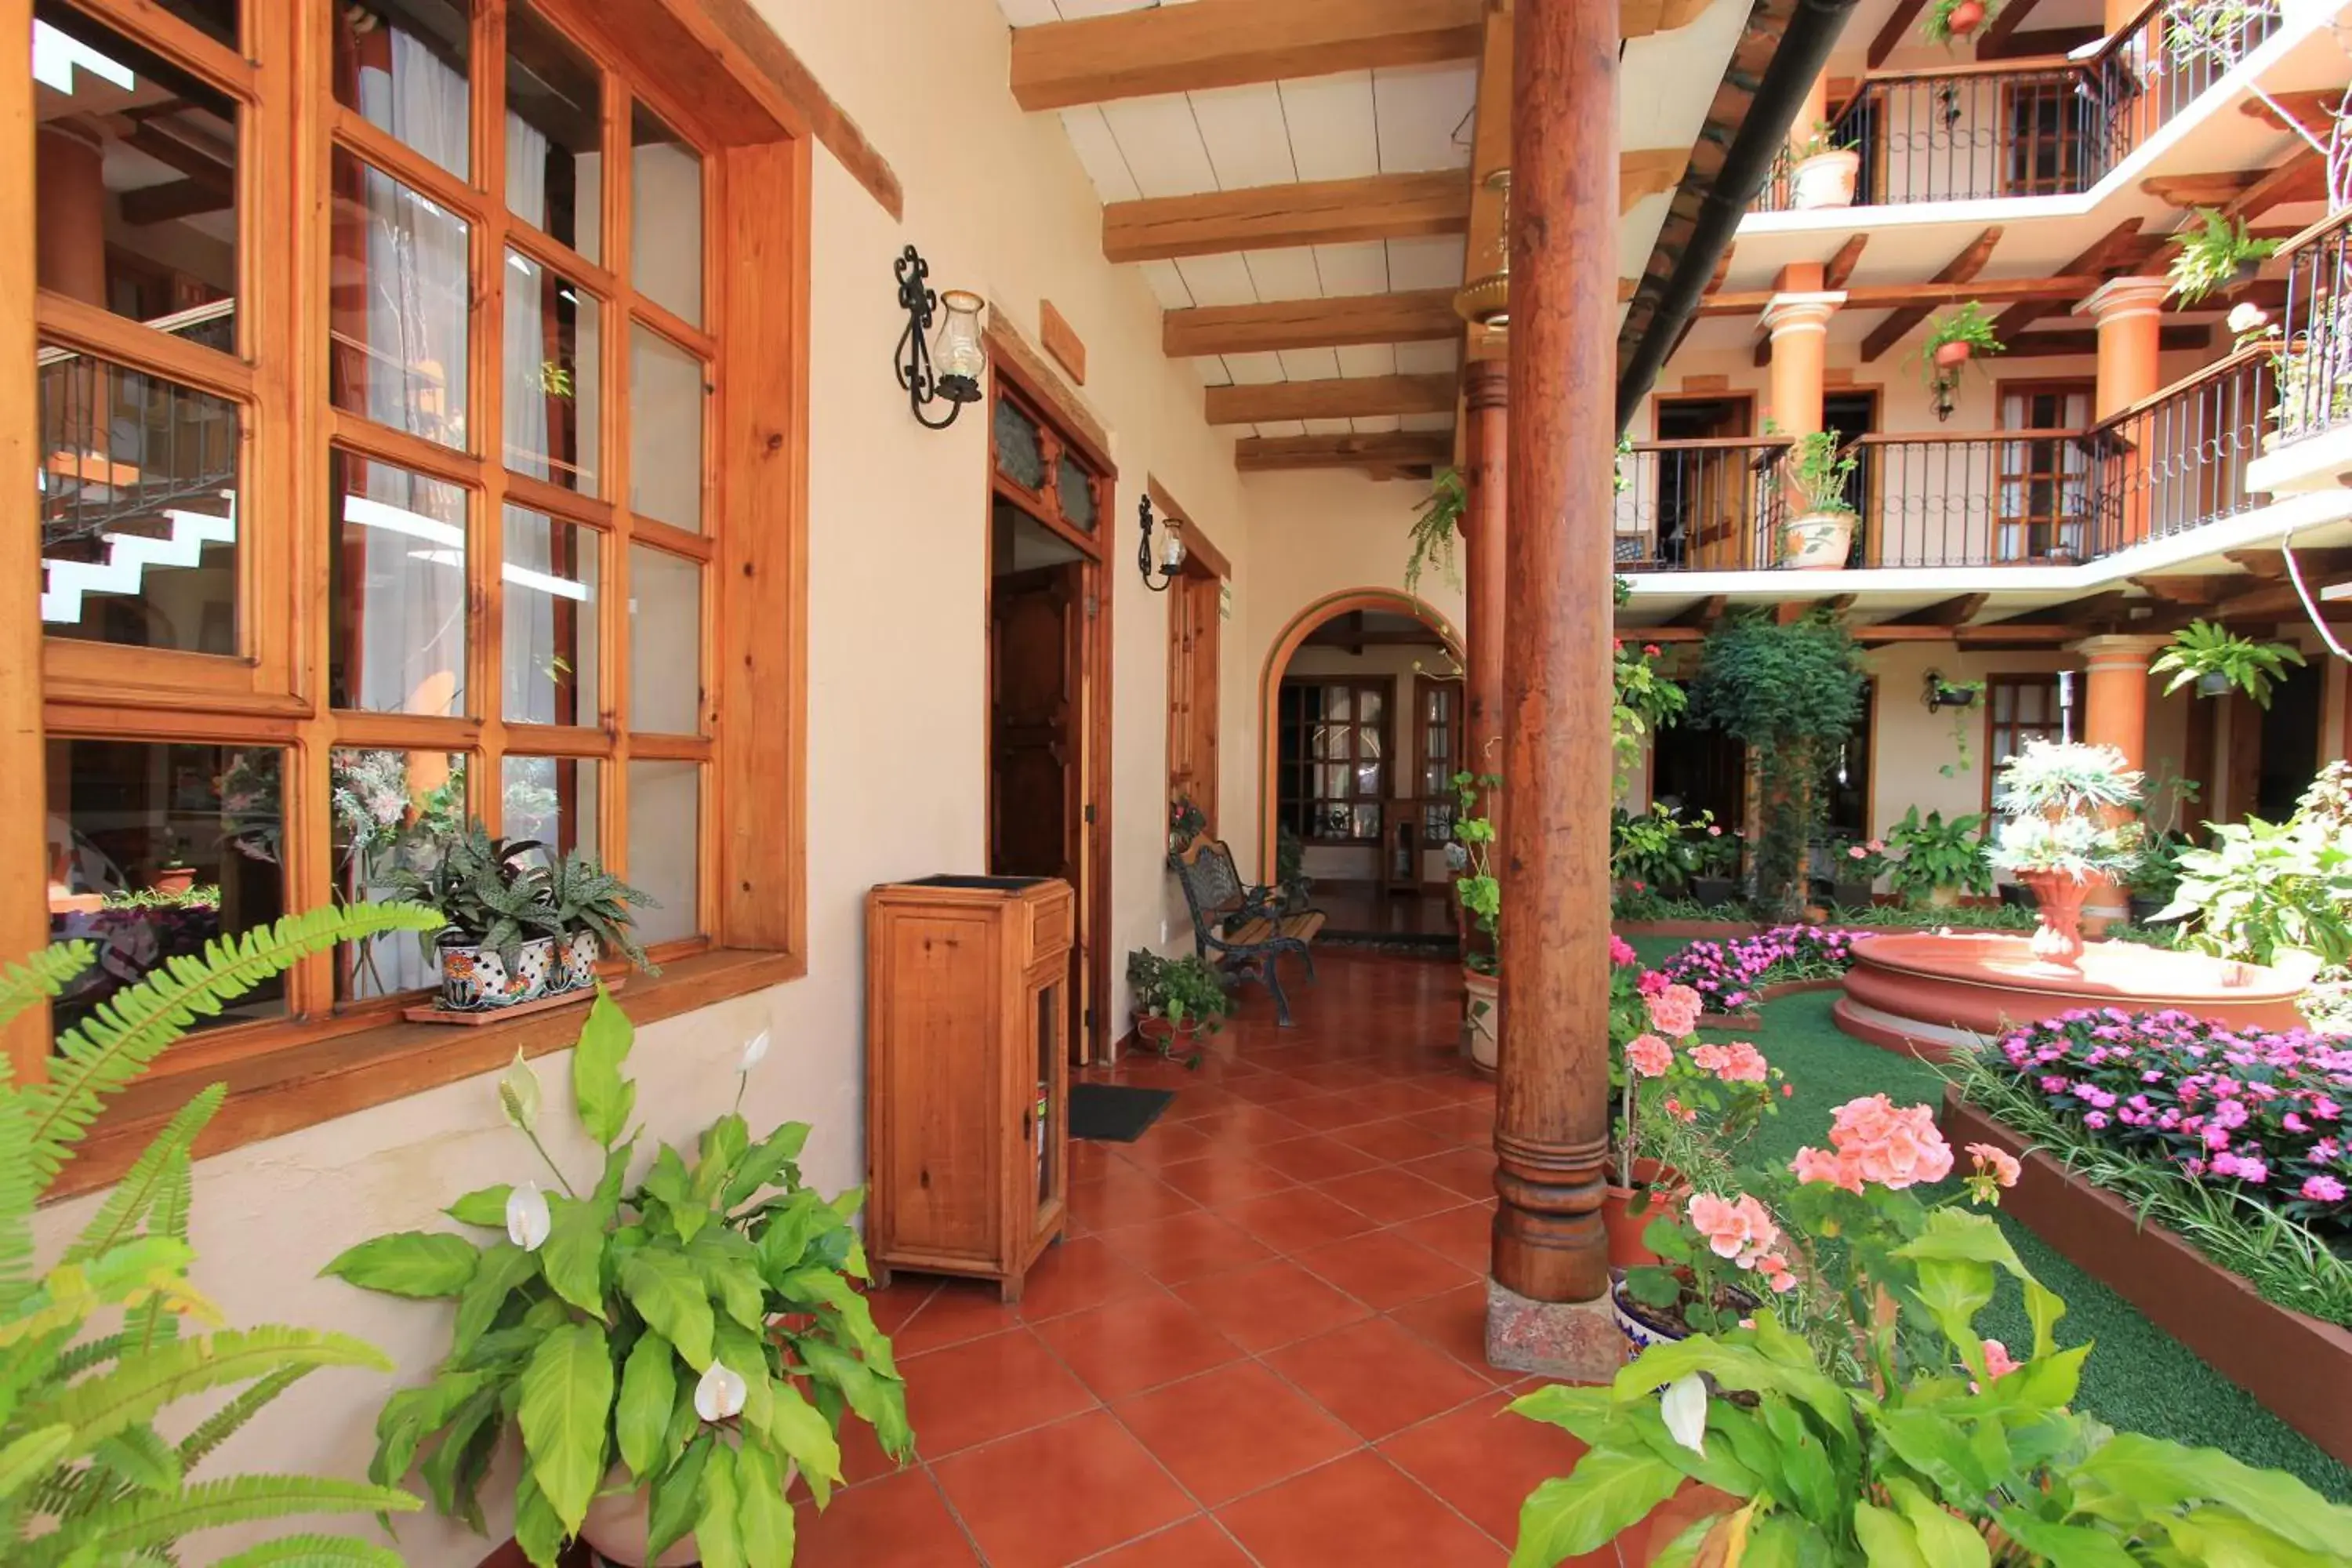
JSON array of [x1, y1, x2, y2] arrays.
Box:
[[1650, 953, 2352, 1501]]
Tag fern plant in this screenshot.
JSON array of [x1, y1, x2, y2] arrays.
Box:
[[2167, 208, 2281, 306], [0, 902, 442, 1566], [2151, 619, 2307, 708], [1404, 466, 1466, 594]]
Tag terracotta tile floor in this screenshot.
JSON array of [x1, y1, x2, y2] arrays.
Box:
[[793, 949, 1628, 1568]]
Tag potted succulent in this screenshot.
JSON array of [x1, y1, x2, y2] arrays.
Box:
[[1453, 769, 1502, 1073], [325, 993, 913, 1567], [2151, 619, 2307, 706], [1127, 948, 1231, 1052], [1988, 739, 2145, 968], [1788, 121, 1860, 209], [1775, 428, 1859, 569], [1508, 1098, 2352, 1568], [1690, 821, 1742, 908], [1882, 806, 1992, 909], [548, 848, 661, 987], [2167, 207, 2281, 306], [383, 822, 566, 1009], [1922, 0, 1997, 42]]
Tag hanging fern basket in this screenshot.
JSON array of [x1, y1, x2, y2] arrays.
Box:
[[1933, 339, 1975, 368], [1946, 0, 1985, 34]]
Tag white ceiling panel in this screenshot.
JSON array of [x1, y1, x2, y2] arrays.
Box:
[[1047, 0, 1157, 17], [993, 0, 1062, 23], [1278, 347, 1345, 381], [1221, 351, 1288, 384], [1193, 355, 1235, 387], [1387, 236, 1468, 292], [1336, 343, 1399, 379], [1372, 63, 1477, 172], [1303, 418, 1355, 436], [1138, 259, 1195, 310], [1393, 339, 1460, 375], [1171, 252, 1258, 307], [1102, 94, 1218, 197], [1243, 247, 1324, 300], [1256, 420, 1308, 438], [1399, 412, 1455, 434], [1313, 241, 1392, 296], [1278, 73, 1381, 182], [1057, 107, 1140, 203], [1352, 415, 1403, 435], [1192, 83, 1298, 189]]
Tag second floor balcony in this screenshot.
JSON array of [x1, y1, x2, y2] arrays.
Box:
[[1614, 347, 2277, 573]]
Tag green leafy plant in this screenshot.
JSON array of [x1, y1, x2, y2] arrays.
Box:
[[325, 993, 912, 1567], [1917, 302, 2005, 418], [1508, 1104, 2352, 1566], [2168, 208, 2282, 305], [1988, 740, 2147, 883], [2152, 619, 2309, 708], [1777, 428, 1857, 517], [1612, 804, 1700, 893], [1688, 611, 1867, 919], [1452, 770, 1501, 974], [2158, 764, 2352, 970], [1882, 808, 1993, 902], [380, 821, 561, 965], [548, 849, 661, 974], [0, 903, 445, 1567], [1404, 466, 1466, 594], [1274, 824, 1312, 913], [1127, 950, 1231, 1034], [1921, 0, 1999, 45], [1612, 638, 1687, 787], [1791, 119, 1854, 160]]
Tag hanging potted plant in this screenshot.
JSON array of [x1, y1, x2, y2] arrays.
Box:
[[1788, 121, 1861, 209], [2167, 208, 2282, 305], [1404, 466, 1465, 594], [1918, 300, 2004, 419], [1451, 769, 1502, 1073], [2151, 619, 2308, 706], [1775, 428, 1860, 569], [1988, 739, 2146, 968], [383, 821, 566, 1010], [327, 996, 913, 1567], [1922, 0, 1998, 44]]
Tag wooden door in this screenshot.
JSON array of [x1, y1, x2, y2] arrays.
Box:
[[991, 564, 1083, 884]]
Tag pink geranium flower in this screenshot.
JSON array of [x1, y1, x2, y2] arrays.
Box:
[[1968, 1142, 2020, 1188], [1686, 1192, 1779, 1269], [1645, 984, 1704, 1039], [1608, 935, 1637, 968], [1624, 1033, 1673, 1078]]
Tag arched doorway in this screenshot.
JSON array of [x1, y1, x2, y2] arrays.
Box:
[[1258, 590, 1464, 926]]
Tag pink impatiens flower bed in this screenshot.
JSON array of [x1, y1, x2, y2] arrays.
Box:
[[1990, 1008, 2352, 1240], [1654, 925, 1864, 1017]]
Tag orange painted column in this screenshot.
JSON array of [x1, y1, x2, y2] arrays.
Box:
[[2075, 633, 2170, 931], [1762, 284, 1841, 437], [36, 125, 107, 305], [2084, 277, 2169, 551]]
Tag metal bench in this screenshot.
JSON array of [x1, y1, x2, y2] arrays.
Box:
[[1172, 837, 1325, 1026]]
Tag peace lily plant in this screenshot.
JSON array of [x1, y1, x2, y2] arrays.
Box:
[[325, 990, 912, 1567]]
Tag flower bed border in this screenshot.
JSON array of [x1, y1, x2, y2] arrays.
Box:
[[1941, 1089, 2352, 1468]]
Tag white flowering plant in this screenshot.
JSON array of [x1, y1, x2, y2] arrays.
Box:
[[324, 990, 910, 1566]]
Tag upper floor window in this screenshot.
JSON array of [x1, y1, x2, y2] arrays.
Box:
[[27, 0, 791, 1054]]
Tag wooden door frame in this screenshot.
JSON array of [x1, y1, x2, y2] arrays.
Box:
[[984, 358, 1113, 1065]]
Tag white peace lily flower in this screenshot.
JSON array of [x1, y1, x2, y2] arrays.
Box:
[[2227, 302, 2269, 336], [695, 1361, 749, 1422], [497, 1048, 542, 1133], [739, 1031, 771, 1073], [1660, 1374, 1708, 1457], [505, 1181, 552, 1252]]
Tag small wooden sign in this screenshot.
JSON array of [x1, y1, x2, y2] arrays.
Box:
[[1039, 299, 1087, 386]]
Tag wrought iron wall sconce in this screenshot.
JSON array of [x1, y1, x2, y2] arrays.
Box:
[[1137, 495, 1185, 592], [895, 245, 985, 430]]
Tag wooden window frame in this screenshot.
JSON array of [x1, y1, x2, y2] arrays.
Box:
[[1996, 377, 2093, 563], [8, 0, 811, 1122], [1414, 673, 1457, 856], [1282, 677, 1392, 846], [1983, 673, 2064, 812]]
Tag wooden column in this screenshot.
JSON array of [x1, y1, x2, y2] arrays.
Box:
[[35, 125, 107, 305], [1463, 358, 1508, 783], [1486, 0, 1619, 1379]]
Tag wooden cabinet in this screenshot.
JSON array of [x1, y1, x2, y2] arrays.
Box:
[[866, 874, 1073, 1302]]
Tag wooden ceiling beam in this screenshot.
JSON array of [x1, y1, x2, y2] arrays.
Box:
[[1988, 217, 2156, 343], [1233, 431, 1454, 472], [1105, 171, 1468, 262], [1205, 372, 1456, 424], [1670, 594, 1728, 629], [2143, 169, 2265, 208], [1867, 0, 1929, 67], [1857, 226, 2002, 362], [2240, 89, 2347, 140], [2222, 147, 2328, 221], [1893, 593, 1988, 627], [1976, 0, 2045, 53], [1163, 289, 1461, 356], [1010, 0, 1484, 111], [1824, 233, 1868, 291]]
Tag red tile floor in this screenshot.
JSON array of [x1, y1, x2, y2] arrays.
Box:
[[791, 949, 1629, 1568]]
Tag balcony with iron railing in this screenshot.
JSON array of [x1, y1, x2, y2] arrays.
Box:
[[1754, 0, 2284, 212], [1618, 347, 2278, 572]]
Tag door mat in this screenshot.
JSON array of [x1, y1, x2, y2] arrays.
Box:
[[1069, 1083, 1175, 1142]]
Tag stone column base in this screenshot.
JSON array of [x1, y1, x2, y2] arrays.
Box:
[[1486, 1278, 1625, 1381]]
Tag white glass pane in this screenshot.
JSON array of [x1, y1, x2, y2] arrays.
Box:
[[333, 0, 471, 180], [628, 543, 701, 733], [503, 506, 600, 725], [503, 754, 597, 862], [332, 746, 466, 1001], [629, 323, 704, 531], [504, 250, 601, 493], [329, 452, 468, 715], [329, 150, 470, 448], [630, 101, 702, 325], [505, 0, 601, 262], [626, 759, 698, 942]]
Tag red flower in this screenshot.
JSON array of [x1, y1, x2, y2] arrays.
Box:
[[1642, 644, 1661, 657]]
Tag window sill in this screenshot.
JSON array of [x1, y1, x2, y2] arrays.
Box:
[[49, 947, 804, 1204]]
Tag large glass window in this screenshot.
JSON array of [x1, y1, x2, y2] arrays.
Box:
[[1276, 680, 1389, 844], [24, 2, 747, 1054]]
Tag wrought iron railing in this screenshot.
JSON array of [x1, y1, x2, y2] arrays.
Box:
[[1613, 438, 1790, 571], [2087, 347, 2275, 547], [1754, 0, 2283, 212], [2273, 208, 2352, 445], [1854, 430, 2103, 567]]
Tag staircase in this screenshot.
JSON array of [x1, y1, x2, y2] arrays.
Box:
[[40, 505, 238, 626]]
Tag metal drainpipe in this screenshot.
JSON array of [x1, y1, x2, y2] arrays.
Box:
[[1614, 0, 1864, 428]]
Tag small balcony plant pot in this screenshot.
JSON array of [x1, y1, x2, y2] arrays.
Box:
[[1610, 1269, 1757, 1356], [1691, 874, 1736, 909], [1933, 338, 1974, 368], [1463, 966, 1501, 1075], [1789, 148, 1861, 210], [1946, 0, 1984, 35], [150, 864, 197, 897], [2020, 869, 2089, 970], [1780, 509, 1855, 569], [578, 1458, 797, 1568]]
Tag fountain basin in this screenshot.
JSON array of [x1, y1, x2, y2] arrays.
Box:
[[1831, 931, 2310, 1061]]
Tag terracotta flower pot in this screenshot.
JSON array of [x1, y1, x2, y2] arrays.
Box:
[[151, 865, 197, 896], [1946, 0, 1985, 36], [1137, 1014, 1176, 1047], [1933, 338, 1975, 368], [1602, 1159, 1682, 1270], [2020, 869, 2089, 970]]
